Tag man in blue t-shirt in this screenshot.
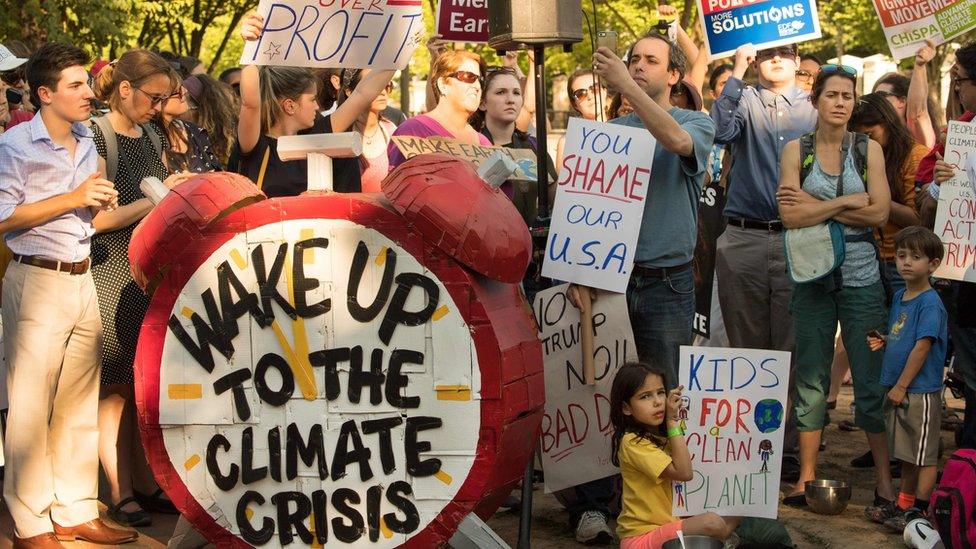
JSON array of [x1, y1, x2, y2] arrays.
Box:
[[563, 31, 714, 545], [865, 227, 948, 530]]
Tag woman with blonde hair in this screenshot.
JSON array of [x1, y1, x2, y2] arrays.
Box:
[[387, 49, 491, 170], [90, 47, 193, 527]]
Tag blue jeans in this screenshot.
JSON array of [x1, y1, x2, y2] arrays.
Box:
[[627, 266, 696, 387]]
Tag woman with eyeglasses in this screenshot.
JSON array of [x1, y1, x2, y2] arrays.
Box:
[[153, 76, 222, 173], [90, 48, 195, 528], [555, 69, 608, 169], [776, 65, 894, 509], [471, 67, 557, 223], [850, 93, 928, 295], [178, 73, 237, 167], [332, 69, 398, 192], [388, 50, 490, 170]]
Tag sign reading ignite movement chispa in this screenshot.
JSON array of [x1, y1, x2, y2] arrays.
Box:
[[870, 0, 976, 60], [698, 0, 822, 60]]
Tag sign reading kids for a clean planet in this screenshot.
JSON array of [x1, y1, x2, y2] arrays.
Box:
[[933, 120, 976, 281], [241, 0, 424, 69], [534, 284, 636, 493], [542, 119, 656, 293], [870, 0, 976, 60], [674, 346, 790, 519], [698, 0, 822, 59]]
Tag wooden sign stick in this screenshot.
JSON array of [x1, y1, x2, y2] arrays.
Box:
[[578, 286, 596, 386]]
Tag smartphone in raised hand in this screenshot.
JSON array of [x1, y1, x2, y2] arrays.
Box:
[[597, 30, 618, 56]]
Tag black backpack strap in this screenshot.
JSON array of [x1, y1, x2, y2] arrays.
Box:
[[799, 132, 816, 187]]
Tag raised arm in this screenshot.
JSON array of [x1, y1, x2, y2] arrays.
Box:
[[665, 4, 707, 93], [237, 12, 264, 155], [329, 69, 396, 133], [907, 40, 937, 149], [710, 44, 753, 144], [516, 49, 536, 133]]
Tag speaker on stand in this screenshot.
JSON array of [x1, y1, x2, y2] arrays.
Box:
[[486, 3, 582, 548]]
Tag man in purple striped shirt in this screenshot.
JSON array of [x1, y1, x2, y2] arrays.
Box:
[[0, 42, 136, 548]]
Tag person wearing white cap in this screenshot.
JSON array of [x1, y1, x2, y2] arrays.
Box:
[[0, 44, 27, 73]]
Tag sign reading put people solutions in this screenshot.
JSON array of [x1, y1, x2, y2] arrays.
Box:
[[698, 0, 822, 60], [240, 0, 424, 69], [870, 0, 976, 60], [673, 346, 790, 519], [934, 120, 976, 282], [542, 119, 655, 293]]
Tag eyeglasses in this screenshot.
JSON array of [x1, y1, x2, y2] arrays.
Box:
[[795, 69, 814, 81], [0, 67, 24, 85], [820, 64, 858, 77], [572, 84, 603, 102], [756, 47, 796, 61], [134, 87, 169, 107], [446, 71, 482, 86], [168, 87, 187, 100]]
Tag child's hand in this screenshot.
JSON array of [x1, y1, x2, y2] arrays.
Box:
[[887, 385, 907, 407], [866, 330, 886, 351], [666, 386, 684, 423]]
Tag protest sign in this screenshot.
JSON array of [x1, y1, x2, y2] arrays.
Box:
[[693, 179, 727, 339], [698, 0, 822, 60], [542, 119, 655, 293], [934, 120, 976, 281], [534, 284, 635, 493], [436, 0, 489, 43], [131, 175, 544, 546], [870, 0, 976, 60], [392, 135, 538, 181], [240, 0, 424, 69], [673, 346, 790, 519]]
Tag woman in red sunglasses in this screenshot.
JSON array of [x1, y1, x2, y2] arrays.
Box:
[[387, 50, 491, 170]]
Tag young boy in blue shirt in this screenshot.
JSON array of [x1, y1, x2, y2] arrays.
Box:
[[865, 226, 948, 530]]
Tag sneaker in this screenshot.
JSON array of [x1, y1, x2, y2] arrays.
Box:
[[865, 502, 904, 524], [575, 511, 614, 545], [883, 506, 922, 533]]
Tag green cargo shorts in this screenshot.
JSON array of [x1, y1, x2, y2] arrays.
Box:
[[791, 281, 888, 434]]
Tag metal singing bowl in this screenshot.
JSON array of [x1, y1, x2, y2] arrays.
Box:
[[661, 535, 725, 549], [805, 479, 852, 515]]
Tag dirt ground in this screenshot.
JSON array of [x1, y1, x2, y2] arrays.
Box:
[[0, 385, 965, 548]]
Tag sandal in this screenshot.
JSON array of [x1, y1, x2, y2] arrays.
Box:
[[134, 488, 179, 515], [782, 492, 807, 507], [108, 496, 152, 527]]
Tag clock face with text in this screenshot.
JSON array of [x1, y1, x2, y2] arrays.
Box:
[[131, 173, 543, 548]]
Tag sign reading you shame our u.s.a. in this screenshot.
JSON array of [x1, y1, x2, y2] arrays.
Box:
[[698, 0, 822, 59], [534, 284, 636, 493], [870, 0, 976, 60], [542, 119, 655, 293], [674, 346, 790, 519], [934, 120, 976, 282], [241, 0, 424, 69], [436, 0, 489, 43]]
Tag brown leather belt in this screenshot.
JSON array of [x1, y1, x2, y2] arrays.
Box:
[[632, 260, 693, 279], [13, 254, 91, 275]]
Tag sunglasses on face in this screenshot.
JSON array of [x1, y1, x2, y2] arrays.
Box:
[[820, 64, 858, 77], [572, 84, 603, 102], [0, 67, 24, 86], [446, 70, 482, 86], [756, 47, 795, 61]]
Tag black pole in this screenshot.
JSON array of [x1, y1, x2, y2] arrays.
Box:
[[534, 44, 548, 220], [517, 446, 535, 549]]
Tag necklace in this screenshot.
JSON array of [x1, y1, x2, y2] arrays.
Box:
[[359, 121, 382, 146]]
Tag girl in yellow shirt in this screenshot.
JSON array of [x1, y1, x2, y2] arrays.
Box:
[[610, 362, 742, 548]]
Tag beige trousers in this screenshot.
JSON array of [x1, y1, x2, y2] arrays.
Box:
[[2, 261, 102, 537]]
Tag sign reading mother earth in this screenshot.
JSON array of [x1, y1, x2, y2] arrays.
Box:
[[129, 163, 542, 546], [241, 0, 424, 69], [673, 346, 790, 519]]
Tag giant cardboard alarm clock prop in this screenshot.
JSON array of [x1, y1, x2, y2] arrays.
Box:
[[129, 154, 544, 547]]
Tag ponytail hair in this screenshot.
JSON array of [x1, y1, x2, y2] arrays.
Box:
[[93, 49, 178, 111], [258, 66, 317, 131]]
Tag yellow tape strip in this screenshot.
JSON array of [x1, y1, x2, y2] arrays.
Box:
[[168, 384, 202, 400], [436, 385, 471, 401]]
